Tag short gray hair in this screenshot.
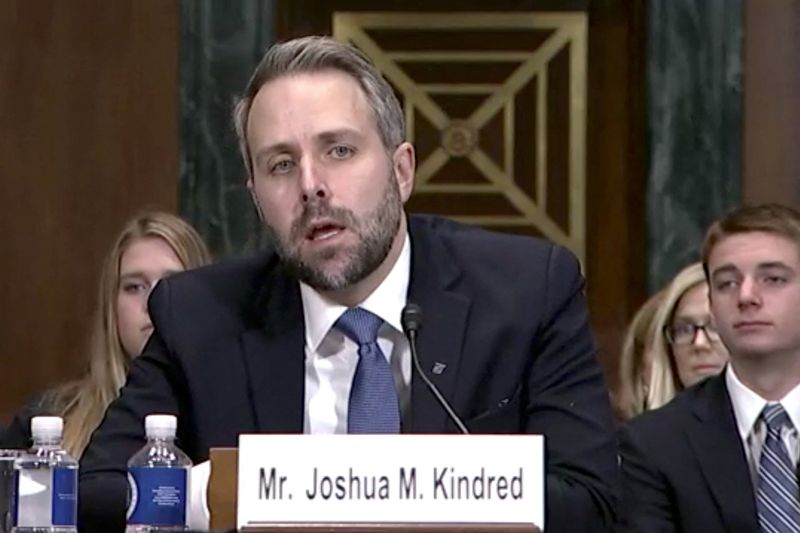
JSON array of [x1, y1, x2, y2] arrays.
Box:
[[233, 36, 406, 179]]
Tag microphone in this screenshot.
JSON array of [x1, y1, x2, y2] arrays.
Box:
[[401, 303, 469, 434]]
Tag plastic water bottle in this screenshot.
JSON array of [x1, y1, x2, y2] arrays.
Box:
[[13, 416, 78, 532], [126, 415, 191, 532]]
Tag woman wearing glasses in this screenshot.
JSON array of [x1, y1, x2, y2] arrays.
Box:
[[618, 262, 729, 419]]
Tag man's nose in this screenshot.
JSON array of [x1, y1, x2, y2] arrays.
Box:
[[737, 276, 761, 308], [299, 158, 329, 203]]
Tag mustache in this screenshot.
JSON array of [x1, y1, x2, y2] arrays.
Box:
[[289, 202, 358, 240]]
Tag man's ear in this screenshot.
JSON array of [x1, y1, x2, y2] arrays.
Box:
[[392, 142, 416, 202]]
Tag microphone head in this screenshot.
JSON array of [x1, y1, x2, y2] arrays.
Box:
[[401, 303, 423, 335]]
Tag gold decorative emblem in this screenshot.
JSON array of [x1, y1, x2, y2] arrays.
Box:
[[441, 120, 478, 157], [333, 12, 587, 263]]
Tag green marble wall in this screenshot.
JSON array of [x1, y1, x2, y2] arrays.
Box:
[[646, 0, 743, 291], [179, 0, 275, 257]]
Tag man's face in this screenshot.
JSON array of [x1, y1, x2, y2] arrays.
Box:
[[245, 70, 414, 291], [708, 231, 800, 360]]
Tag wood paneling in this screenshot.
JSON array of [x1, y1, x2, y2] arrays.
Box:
[[743, 0, 800, 206], [585, 0, 647, 392], [0, 0, 179, 421]]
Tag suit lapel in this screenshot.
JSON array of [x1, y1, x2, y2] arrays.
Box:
[[406, 217, 471, 433], [687, 375, 758, 532], [240, 265, 305, 433]]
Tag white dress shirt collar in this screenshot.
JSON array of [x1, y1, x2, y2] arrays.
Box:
[[299, 232, 411, 352], [726, 364, 800, 440]]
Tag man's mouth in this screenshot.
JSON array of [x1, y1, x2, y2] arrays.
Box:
[[306, 221, 346, 242], [733, 320, 771, 331]]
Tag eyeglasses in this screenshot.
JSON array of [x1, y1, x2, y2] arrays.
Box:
[[664, 322, 722, 346]]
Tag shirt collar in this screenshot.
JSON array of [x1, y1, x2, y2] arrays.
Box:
[[299, 232, 411, 352], [726, 364, 800, 438]]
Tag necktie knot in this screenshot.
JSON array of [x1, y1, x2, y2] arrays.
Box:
[[762, 403, 793, 434], [335, 307, 383, 347]]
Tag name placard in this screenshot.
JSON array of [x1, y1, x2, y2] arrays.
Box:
[[236, 434, 543, 529]]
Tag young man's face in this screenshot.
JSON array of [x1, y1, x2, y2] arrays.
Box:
[[708, 231, 800, 360], [245, 70, 414, 291]]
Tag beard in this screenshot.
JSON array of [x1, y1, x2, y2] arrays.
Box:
[[263, 174, 403, 292]]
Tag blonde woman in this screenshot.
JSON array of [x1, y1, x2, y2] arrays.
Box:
[[616, 290, 664, 420], [3, 212, 211, 457], [646, 262, 730, 413]]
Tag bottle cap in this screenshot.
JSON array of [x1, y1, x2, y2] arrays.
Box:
[[145, 414, 177, 439], [31, 416, 63, 440]]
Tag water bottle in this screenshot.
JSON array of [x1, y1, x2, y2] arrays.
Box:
[[126, 415, 191, 532], [13, 417, 78, 533]]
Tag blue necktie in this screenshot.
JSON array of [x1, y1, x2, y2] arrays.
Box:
[[335, 307, 400, 434], [756, 403, 800, 533]]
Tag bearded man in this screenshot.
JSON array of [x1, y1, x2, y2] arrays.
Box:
[[79, 36, 617, 532]]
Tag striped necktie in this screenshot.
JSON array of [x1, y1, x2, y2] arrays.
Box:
[[756, 403, 800, 533]]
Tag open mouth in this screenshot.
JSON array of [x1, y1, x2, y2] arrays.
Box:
[[306, 221, 346, 242]]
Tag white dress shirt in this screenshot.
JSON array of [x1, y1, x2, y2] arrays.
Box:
[[726, 364, 800, 484], [301, 233, 412, 434]]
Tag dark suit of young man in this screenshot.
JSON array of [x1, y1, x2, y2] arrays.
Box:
[[618, 372, 758, 533], [79, 215, 617, 532]]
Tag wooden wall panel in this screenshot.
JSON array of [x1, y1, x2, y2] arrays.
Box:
[[743, 0, 800, 206], [585, 0, 647, 394], [0, 0, 179, 421]]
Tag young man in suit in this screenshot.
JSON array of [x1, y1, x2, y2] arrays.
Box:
[[619, 203, 800, 532], [78, 36, 617, 531]]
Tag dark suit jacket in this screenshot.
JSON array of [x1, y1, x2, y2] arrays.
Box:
[[79, 215, 617, 532], [618, 373, 758, 533]]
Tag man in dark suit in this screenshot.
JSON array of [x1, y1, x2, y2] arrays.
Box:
[[79, 36, 617, 531], [619, 203, 800, 532]]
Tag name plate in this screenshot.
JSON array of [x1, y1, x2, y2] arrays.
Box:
[[236, 434, 543, 528]]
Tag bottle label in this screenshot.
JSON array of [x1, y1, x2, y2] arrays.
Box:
[[127, 466, 187, 526], [9, 469, 18, 527], [51, 467, 78, 526]]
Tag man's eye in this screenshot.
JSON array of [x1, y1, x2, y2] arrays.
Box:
[[330, 145, 354, 159], [714, 279, 738, 291], [270, 159, 295, 174], [763, 275, 786, 285]]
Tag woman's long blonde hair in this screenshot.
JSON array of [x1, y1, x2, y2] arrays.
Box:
[[644, 262, 707, 412], [618, 262, 709, 419], [617, 290, 664, 420], [44, 212, 211, 458]]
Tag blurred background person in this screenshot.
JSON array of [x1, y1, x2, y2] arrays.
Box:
[[1, 211, 211, 457], [646, 262, 729, 412], [616, 290, 664, 420], [617, 262, 730, 420]]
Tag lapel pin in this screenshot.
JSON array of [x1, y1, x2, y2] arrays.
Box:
[[432, 362, 447, 375]]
